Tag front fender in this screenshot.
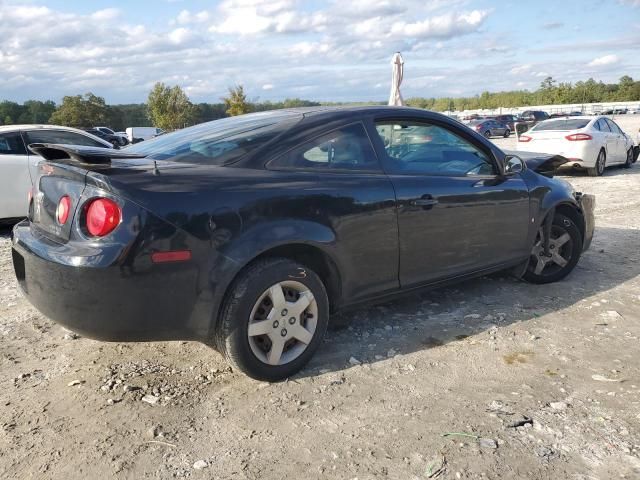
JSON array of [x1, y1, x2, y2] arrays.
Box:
[[522, 170, 588, 249]]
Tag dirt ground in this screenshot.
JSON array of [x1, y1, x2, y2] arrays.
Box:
[[1, 118, 640, 480]]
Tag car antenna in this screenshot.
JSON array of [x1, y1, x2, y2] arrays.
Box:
[[153, 160, 160, 176]]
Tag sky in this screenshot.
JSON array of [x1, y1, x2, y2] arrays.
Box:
[[0, 0, 639, 104]]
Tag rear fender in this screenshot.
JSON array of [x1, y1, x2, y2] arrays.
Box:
[[205, 220, 340, 336]]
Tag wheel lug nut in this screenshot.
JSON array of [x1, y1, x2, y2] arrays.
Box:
[[273, 320, 279, 328], [281, 328, 287, 337], [289, 317, 296, 325], [281, 309, 288, 316]]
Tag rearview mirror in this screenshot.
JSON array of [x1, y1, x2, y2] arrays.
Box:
[[504, 155, 525, 175]]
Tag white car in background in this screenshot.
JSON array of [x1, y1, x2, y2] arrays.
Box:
[[0, 125, 112, 222], [517, 116, 636, 176]]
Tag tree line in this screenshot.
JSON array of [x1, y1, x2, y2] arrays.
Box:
[[1, 76, 638, 131]]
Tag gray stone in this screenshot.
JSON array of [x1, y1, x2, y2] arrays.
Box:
[[192, 460, 208, 470], [479, 438, 498, 449]]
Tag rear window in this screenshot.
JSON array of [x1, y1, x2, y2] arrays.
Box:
[[532, 119, 590, 131], [125, 111, 301, 165]]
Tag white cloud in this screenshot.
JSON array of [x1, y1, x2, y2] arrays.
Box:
[[91, 8, 121, 21], [588, 54, 620, 67], [262, 84, 274, 90], [509, 64, 532, 75], [391, 10, 488, 39], [168, 27, 192, 44]]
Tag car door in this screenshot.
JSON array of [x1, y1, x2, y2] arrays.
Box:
[[0, 131, 30, 219], [369, 118, 530, 287], [596, 119, 618, 163], [266, 122, 400, 301], [23, 129, 111, 184], [604, 119, 626, 163]]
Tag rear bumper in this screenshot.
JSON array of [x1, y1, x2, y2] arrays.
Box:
[[577, 193, 595, 252], [11, 221, 204, 342]]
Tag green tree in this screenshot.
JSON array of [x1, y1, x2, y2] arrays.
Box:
[[49, 93, 109, 127], [223, 85, 251, 116], [147, 82, 196, 131], [18, 100, 56, 124], [0, 101, 25, 125]]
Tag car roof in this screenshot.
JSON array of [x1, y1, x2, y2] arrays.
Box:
[[279, 105, 438, 118], [0, 124, 113, 146], [0, 124, 94, 133]]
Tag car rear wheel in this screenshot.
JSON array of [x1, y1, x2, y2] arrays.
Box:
[[588, 149, 606, 176], [522, 213, 582, 284], [216, 258, 329, 381], [483, 131, 491, 139], [623, 148, 634, 168], [503, 129, 511, 138]]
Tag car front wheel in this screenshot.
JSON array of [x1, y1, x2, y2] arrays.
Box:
[[216, 258, 329, 381], [503, 129, 511, 138], [523, 213, 582, 284]]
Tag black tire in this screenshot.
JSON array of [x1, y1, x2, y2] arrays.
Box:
[[523, 213, 583, 284], [483, 130, 492, 139], [503, 129, 511, 138], [623, 148, 633, 168], [216, 258, 329, 381], [587, 149, 606, 176]]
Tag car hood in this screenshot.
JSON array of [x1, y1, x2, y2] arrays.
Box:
[[504, 150, 568, 177]]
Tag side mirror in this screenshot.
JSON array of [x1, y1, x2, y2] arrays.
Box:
[[504, 155, 525, 175]]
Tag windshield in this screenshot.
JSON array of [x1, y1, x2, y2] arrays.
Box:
[[126, 110, 301, 165], [532, 119, 590, 131]]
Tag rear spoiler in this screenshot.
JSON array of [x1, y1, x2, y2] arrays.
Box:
[[28, 143, 146, 164]]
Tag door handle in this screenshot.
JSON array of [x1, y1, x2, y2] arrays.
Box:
[[412, 195, 439, 209], [413, 199, 438, 206]]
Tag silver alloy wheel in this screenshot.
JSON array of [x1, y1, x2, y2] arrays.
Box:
[[247, 280, 318, 366], [530, 227, 572, 276], [596, 150, 606, 175]]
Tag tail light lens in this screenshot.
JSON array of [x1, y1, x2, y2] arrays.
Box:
[[85, 198, 121, 237], [56, 195, 72, 225], [565, 133, 592, 141], [475, 125, 482, 131], [518, 135, 533, 142]]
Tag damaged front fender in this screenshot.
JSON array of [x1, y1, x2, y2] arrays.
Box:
[[504, 150, 568, 178]]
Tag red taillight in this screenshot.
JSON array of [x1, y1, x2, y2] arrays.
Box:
[[151, 250, 192, 264], [518, 135, 533, 142], [475, 125, 482, 131], [565, 133, 592, 141], [85, 198, 121, 237], [56, 195, 72, 225]]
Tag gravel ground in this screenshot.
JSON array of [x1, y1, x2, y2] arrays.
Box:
[[1, 117, 639, 479]]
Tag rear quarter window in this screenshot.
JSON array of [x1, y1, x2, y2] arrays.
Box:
[[0, 131, 27, 155]]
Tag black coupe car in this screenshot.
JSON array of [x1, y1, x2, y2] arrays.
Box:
[[12, 107, 595, 381]]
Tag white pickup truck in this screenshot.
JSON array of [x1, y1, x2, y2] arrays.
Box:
[[126, 127, 164, 143]]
